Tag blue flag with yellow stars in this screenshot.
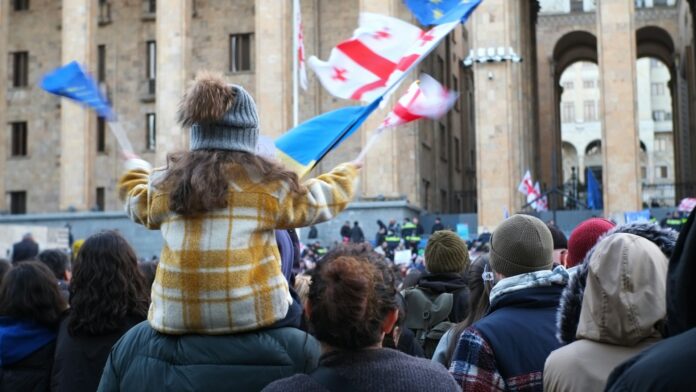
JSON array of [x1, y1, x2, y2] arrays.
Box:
[[404, 0, 474, 26]]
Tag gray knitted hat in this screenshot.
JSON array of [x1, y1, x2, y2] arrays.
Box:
[[489, 214, 554, 277], [178, 71, 258, 153]]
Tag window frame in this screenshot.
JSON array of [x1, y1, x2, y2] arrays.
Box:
[[10, 121, 28, 157], [146, 113, 156, 151], [229, 33, 254, 73], [9, 191, 27, 214], [12, 51, 29, 88]]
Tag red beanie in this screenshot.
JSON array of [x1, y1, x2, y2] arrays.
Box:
[[566, 218, 615, 268]]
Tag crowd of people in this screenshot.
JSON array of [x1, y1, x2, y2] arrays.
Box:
[[1, 72, 694, 391]]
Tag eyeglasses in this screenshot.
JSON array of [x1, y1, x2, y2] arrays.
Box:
[[481, 263, 494, 282]]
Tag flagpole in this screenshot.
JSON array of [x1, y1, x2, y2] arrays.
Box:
[[292, 0, 299, 128], [356, 127, 388, 163]]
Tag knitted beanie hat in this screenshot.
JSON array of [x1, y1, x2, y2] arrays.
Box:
[[424, 230, 470, 274], [178, 71, 258, 153], [490, 214, 554, 277], [547, 224, 568, 250], [566, 218, 615, 268]]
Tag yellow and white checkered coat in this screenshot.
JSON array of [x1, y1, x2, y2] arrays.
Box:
[[119, 159, 358, 334]]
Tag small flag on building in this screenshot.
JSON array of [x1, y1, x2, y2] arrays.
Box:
[[294, 0, 308, 90]]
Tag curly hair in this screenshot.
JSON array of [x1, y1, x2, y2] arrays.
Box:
[[0, 261, 67, 327], [68, 231, 149, 336], [156, 149, 306, 215], [307, 244, 397, 349]]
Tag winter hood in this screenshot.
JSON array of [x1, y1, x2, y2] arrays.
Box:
[[576, 234, 668, 345], [666, 208, 696, 336], [556, 222, 677, 345], [0, 317, 56, 366]]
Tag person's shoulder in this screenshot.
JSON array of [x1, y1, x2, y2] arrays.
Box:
[[262, 374, 320, 392]]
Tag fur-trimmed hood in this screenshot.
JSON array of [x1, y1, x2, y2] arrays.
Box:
[[556, 222, 678, 345]]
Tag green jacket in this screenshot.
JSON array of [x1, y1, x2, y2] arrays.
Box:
[[97, 321, 320, 392]]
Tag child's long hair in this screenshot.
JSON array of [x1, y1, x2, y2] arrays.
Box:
[[159, 150, 305, 215]]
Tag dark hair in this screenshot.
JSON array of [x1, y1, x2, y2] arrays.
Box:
[[0, 261, 66, 326], [308, 244, 397, 349], [138, 260, 158, 295], [156, 149, 306, 215], [444, 255, 492, 366], [38, 249, 70, 280], [0, 259, 10, 283], [68, 231, 149, 335]]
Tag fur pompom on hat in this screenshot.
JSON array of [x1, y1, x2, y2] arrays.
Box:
[[178, 71, 259, 153]]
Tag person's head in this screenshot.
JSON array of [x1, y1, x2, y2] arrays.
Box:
[[435, 217, 441, 224], [293, 273, 311, 308], [424, 230, 470, 274], [344, 221, 350, 226], [0, 261, 66, 327], [38, 249, 71, 281], [22, 232, 34, 242], [381, 241, 388, 249], [546, 224, 568, 266], [354, 221, 359, 227], [413, 217, 419, 224], [68, 231, 149, 335], [577, 233, 668, 344], [307, 244, 397, 350], [138, 260, 158, 299], [489, 214, 554, 279], [159, 71, 304, 215], [566, 218, 615, 268]]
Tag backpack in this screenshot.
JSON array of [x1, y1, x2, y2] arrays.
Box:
[[403, 287, 455, 359]]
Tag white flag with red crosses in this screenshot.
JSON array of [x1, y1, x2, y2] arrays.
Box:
[[379, 74, 458, 129], [293, 0, 308, 90]]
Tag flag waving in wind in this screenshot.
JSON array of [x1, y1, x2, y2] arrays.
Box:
[[380, 74, 458, 129], [293, 0, 308, 90], [41, 61, 113, 119], [308, 13, 423, 102], [404, 0, 474, 26]]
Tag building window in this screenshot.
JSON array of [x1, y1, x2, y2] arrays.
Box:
[[96, 187, 105, 211], [97, 117, 106, 153], [230, 34, 253, 72], [146, 41, 156, 95], [98, 45, 106, 82], [653, 110, 666, 121], [651, 83, 665, 96], [146, 113, 156, 151], [422, 179, 430, 211], [657, 166, 668, 179], [146, 0, 156, 13], [9, 191, 27, 214], [454, 137, 461, 171], [440, 189, 448, 213], [570, 0, 583, 12], [452, 75, 460, 111], [439, 123, 447, 161], [12, 52, 29, 87], [583, 80, 595, 89], [655, 136, 669, 152], [10, 122, 28, 157], [562, 102, 575, 123], [98, 0, 112, 24], [583, 100, 597, 122], [13, 0, 29, 11], [562, 81, 573, 90], [641, 166, 647, 179]]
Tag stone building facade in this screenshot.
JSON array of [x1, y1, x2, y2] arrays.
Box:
[[0, 0, 477, 217]]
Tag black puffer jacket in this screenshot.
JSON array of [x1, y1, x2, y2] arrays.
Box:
[[0, 317, 57, 392], [556, 222, 678, 345], [415, 273, 470, 323]]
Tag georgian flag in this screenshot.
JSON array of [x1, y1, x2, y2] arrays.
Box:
[[534, 182, 548, 212], [293, 0, 308, 90], [379, 74, 458, 129], [308, 13, 423, 102]]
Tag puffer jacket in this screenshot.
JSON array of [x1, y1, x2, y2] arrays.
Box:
[[555, 222, 677, 345], [97, 321, 321, 392], [544, 234, 669, 392]]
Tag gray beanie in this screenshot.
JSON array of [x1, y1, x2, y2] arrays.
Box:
[[179, 71, 258, 153], [489, 214, 554, 277]]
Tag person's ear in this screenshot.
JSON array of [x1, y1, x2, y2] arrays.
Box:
[[382, 308, 399, 334], [560, 250, 568, 268]]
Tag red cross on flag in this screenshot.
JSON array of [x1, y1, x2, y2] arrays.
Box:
[[379, 74, 458, 129], [308, 13, 423, 102]]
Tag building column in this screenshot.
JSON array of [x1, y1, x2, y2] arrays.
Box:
[[0, 1, 7, 211], [156, 0, 191, 165], [255, 0, 292, 138], [471, 0, 535, 230], [358, 0, 411, 200], [60, 0, 95, 211], [596, 0, 641, 219]]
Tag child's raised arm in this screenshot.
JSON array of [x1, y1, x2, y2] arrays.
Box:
[[275, 162, 360, 229], [118, 158, 168, 230]]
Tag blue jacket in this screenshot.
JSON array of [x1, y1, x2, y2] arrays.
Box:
[[0, 317, 57, 392]]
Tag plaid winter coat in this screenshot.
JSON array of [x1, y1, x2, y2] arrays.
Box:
[[119, 159, 358, 334]]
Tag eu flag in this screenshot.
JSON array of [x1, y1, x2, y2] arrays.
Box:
[[586, 168, 603, 210], [40, 61, 114, 119], [404, 0, 482, 26], [275, 98, 382, 178]]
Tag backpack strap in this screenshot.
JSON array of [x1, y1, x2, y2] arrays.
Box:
[[309, 366, 359, 392]]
